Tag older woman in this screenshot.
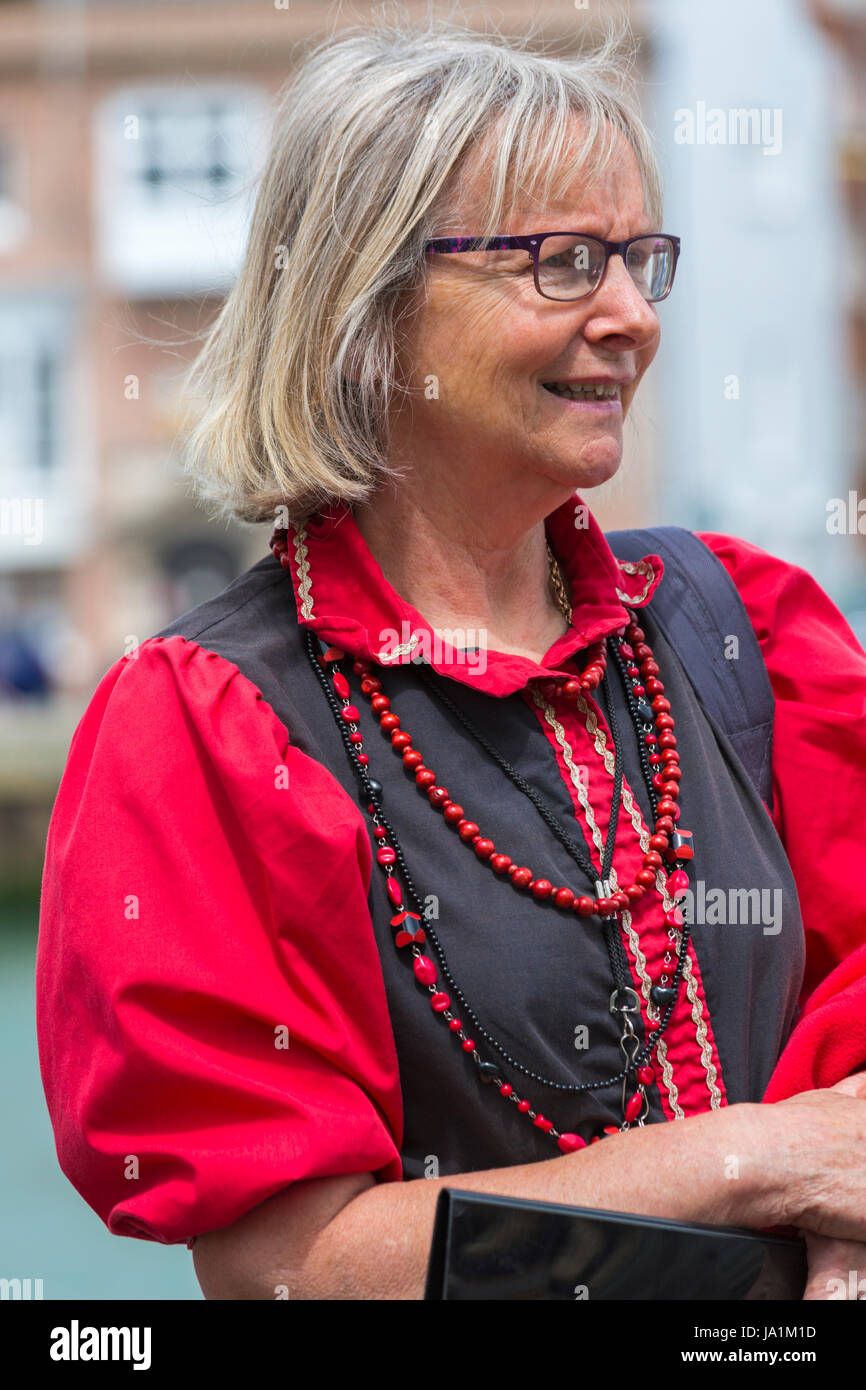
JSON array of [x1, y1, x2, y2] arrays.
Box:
[[37, 16, 866, 1301]]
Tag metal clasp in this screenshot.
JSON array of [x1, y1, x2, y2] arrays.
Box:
[[609, 986, 641, 1015]]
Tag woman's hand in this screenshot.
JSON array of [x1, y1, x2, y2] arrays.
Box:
[[801, 1233, 866, 1300], [786, 1073, 866, 1299], [768, 1071, 866, 1248]]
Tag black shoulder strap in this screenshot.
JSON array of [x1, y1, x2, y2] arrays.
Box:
[[605, 525, 775, 814]]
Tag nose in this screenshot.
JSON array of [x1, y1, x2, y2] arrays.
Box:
[[583, 253, 660, 347]]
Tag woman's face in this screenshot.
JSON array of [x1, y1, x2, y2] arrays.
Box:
[[392, 123, 662, 503]]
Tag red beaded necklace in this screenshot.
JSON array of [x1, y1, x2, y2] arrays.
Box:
[[270, 526, 695, 1152]]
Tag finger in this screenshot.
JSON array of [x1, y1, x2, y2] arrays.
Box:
[[800, 1231, 866, 1301], [826, 1072, 866, 1099]]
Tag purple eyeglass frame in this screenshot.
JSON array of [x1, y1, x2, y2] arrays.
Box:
[[422, 232, 681, 303]]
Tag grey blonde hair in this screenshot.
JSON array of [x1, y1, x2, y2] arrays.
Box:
[[178, 5, 663, 527]]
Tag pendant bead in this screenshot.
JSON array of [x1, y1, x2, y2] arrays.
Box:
[[413, 955, 437, 986], [624, 1092, 644, 1123], [651, 984, 677, 1008], [557, 1133, 587, 1153], [478, 1062, 503, 1084]]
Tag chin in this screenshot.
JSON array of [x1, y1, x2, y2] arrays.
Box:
[[544, 449, 622, 492]]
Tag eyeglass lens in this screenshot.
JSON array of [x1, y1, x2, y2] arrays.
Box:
[[537, 235, 675, 302]]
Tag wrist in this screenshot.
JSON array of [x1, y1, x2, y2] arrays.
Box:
[[684, 1101, 795, 1230], [726, 1100, 805, 1230]]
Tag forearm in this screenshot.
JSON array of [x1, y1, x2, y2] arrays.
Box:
[[307, 1102, 785, 1300]]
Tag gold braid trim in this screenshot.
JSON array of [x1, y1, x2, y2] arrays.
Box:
[[292, 525, 314, 620], [615, 557, 656, 605], [532, 686, 722, 1112]]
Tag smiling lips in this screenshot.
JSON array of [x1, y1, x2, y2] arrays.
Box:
[[542, 381, 622, 402]]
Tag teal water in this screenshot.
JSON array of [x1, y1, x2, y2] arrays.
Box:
[[1, 914, 202, 1301]]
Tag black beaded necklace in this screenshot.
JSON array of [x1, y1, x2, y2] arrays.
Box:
[[300, 622, 695, 1152]]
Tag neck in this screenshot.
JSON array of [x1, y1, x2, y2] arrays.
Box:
[[352, 488, 572, 665]]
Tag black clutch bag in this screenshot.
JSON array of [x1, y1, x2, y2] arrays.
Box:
[[423, 1188, 807, 1300]]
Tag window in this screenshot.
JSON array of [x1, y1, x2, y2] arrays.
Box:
[[94, 83, 269, 296], [0, 298, 64, 479]]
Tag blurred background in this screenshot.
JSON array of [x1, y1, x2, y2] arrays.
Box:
[[1, 0, 864, 1300]]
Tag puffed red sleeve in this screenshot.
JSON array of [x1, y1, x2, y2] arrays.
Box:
[[36, 635, 403, 1246], [696, 532, 866, 1099]]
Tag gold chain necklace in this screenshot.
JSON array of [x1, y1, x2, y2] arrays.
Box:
[[546, 541, 572, 624]]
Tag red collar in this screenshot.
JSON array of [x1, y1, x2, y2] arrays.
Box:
[[286, 491, 664, 697]]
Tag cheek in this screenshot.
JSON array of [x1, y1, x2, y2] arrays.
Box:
[[425, 283, 548, 383]]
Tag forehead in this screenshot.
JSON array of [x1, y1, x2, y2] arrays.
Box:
[[447, 121, 650, 237]]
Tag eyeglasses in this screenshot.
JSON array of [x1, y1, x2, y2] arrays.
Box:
[[423, 232, 681, 303]]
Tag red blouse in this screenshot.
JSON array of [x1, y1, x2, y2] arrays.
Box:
[[35, 496, 866, 1246]]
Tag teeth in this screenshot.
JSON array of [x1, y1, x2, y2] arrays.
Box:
[[544, 381, 620, 399]]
